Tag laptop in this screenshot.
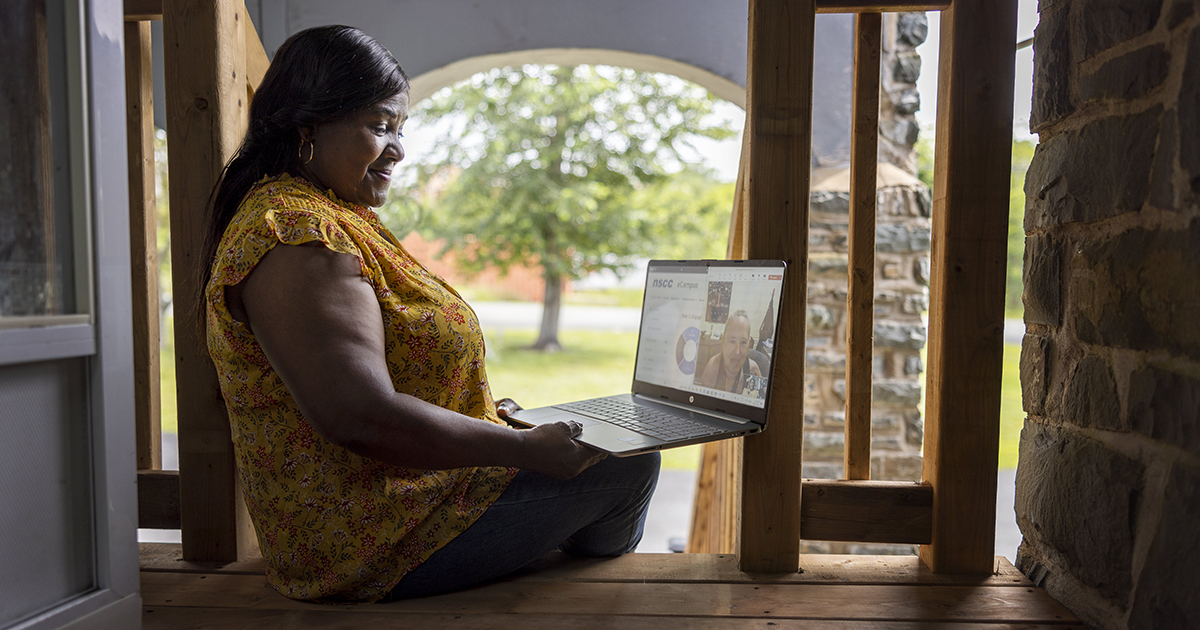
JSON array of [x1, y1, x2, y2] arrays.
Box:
[[508, 259, 787, 456]]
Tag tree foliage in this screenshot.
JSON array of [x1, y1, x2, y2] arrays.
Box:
[[383, 64, 736, 349]]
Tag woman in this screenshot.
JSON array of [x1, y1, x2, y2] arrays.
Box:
[[202, 25, 659, 603], [697, 310, 762, 393]]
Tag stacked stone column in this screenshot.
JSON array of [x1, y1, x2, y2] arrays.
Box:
[[1015, 1, 1200, 627]]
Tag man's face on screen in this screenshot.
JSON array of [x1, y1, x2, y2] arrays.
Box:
[[721, 316, 751, 376]]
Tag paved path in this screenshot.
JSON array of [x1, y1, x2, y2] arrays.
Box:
[[472, 301, 641, 332]]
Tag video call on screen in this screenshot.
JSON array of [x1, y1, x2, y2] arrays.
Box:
[[635, 266, 783, 409]]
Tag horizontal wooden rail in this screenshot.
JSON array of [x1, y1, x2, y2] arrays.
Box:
[[127, 0, 952, 21], [816, 1, 951, 11], [124, 0, 163, 21], [800, 480, 932, 544], [138, 469, 182, 530], [139, 470, 932, 545]]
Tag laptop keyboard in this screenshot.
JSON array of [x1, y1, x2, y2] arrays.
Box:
[[555, 398, 726, 442]]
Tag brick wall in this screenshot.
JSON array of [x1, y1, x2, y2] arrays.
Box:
[[1015, 1, 1199, 627], [399, 232, 551, 302]]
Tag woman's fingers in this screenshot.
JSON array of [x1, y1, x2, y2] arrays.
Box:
[[495, 397, 523, 419], [521, 421, 605, 479]]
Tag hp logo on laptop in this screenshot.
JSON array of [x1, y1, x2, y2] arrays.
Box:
[[689, 395, 694, 403]]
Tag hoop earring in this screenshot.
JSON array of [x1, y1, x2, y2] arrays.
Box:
[[298, 139, 314, 165]]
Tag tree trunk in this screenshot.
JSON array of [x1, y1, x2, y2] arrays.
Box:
[[532, 268, 563, 352]]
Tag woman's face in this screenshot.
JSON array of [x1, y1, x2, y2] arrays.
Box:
[[299, 91, 408, 208], [721, 316, 752, 374]]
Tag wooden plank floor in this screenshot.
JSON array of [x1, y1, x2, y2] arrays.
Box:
[[141, 544, 1082, 629]]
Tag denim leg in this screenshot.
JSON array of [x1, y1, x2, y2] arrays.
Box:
[[385, 451, 660, 600]]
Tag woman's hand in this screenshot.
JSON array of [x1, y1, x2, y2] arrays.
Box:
[[517, 421, 607, 480], [494, 399, 605, 478]]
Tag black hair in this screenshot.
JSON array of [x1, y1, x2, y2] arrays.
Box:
[[198, 25, 408, 317]]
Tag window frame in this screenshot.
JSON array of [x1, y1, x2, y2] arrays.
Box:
[[7, 1, 141, 628]]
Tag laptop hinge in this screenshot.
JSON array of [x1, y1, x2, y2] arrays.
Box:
[[632, 393, 754, 425]]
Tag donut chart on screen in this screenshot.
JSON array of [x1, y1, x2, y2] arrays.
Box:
[[676, 326, 700, 375]]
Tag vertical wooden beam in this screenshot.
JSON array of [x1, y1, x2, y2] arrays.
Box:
[[688, 441, 720, 552], [241, 2, 270, 94], [739, 0, 813, 573], [162, 0, 258, 562], [725, 129, 751, 261], [125, 20, 161, 471], [692, 106, 751, 555], [921, 0, 1016, 573], [843, 13, 882, 481]]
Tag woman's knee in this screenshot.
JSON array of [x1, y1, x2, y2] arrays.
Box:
[[631, 451, 661, 490], [597, 450, 660, 494]]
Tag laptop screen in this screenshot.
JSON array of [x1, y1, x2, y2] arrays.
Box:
[[632, 260, 786, 423]]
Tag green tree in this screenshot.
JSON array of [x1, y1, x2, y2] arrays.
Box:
[[386, 64, 736, 350]]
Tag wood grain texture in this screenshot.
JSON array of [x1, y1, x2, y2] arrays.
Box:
[[688, 439, 742, 554], [510, 552, 1031, 586], [844, 12, 882, 481], [724, 134, 750, 261], [138, 470, 181, 530], [126, 20, 162, 471], [921, 0, 1017, 574], [739, 0, 814, 573], [241, 4, 269, 95], [800, 480, 931, 543], [141, 572, 1078, 623], [139, 545, 1031, 586], [162, 0, 258, 562], [142, 607, 1085, 630]]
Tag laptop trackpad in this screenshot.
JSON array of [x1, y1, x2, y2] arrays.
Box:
[[507, 409, 657, 453], [508, 408, 601, 428]]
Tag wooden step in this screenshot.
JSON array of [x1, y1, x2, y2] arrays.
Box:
[[141, 546, 1081, 628]]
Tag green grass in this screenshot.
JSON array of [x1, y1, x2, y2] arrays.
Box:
[[998, 342, 1024, 470], [160, 316, 178, 435]]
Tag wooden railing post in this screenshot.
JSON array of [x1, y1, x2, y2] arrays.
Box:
[[125, 19, 161, 471], [921, 0, 1017, 573], [162, 0, 258, 562], [843, 12, 882, 481], [738, 0, 814, 573]]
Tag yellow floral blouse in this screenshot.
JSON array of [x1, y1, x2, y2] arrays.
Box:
[[205, 174, 516, 602]]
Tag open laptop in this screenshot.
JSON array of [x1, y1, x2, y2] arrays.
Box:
[[509, 259, 786, 456]]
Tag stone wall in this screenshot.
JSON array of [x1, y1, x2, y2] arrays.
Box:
[[1015, 1, 1200, 627], [800, 12, 932, 555]]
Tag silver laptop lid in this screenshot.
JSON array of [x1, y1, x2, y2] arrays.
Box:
[[631, 260, 787, 426]]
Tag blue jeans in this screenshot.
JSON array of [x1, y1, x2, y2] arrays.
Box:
[[385, 451, 661, 600]]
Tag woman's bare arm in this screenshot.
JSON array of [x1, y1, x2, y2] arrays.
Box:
[[232, 242, 602, 478]]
